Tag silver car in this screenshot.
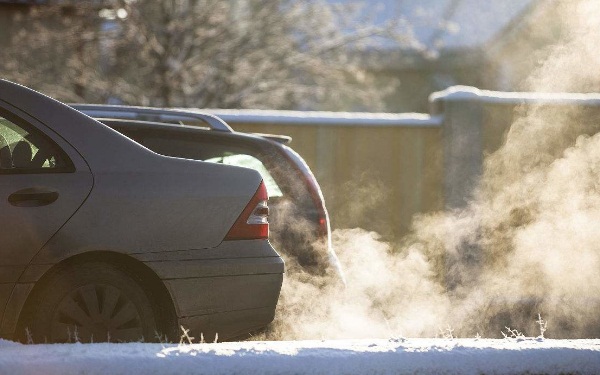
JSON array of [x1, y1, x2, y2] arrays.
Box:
[[0, 80, 284, 343], [70, 104, 343, 280]]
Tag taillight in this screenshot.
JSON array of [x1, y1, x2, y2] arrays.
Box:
[[318, 216, 328, 237], [224, 181, 269, 240]]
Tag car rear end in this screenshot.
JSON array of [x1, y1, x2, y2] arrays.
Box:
[[266, 141, 343, 279], [130, 171, 284, 341], [31, 141, 285, 341], [71, 104, 341, 279]]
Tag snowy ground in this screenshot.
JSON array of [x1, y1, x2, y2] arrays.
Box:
[[1, 338, 599, 375]]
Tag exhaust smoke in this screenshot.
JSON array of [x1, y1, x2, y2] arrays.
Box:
[[264, 0, 600, 340]]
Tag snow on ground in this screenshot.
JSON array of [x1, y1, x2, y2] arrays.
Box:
[[1, 338, 599, 375]]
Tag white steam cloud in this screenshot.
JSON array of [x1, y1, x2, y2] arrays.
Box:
[[263, 0, 600, 340]]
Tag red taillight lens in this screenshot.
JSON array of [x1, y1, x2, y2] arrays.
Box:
[[318, 216, 328, 237], [224, 181, 269, 241]]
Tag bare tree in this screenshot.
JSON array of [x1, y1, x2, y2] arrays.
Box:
[[1, 3, 107, 102], [2, 0, 413, 111]]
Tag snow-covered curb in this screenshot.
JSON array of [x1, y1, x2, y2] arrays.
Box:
[[1, 338, 599, 375]]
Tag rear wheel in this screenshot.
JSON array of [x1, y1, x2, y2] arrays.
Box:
[[22, 262, 158, 343]]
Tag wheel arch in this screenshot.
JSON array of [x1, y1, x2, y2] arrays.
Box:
[[16, 251, 178, 342]]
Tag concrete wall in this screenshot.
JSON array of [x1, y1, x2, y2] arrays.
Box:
[[431, 86, 600, 210]]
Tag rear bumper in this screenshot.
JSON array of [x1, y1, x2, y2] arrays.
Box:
[[175, 274, 282, 341], [166, 272, 282, 340], [136, 240, 284, 341]]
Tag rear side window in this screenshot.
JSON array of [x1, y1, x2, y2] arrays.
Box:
[[0, 116, 72, 173]]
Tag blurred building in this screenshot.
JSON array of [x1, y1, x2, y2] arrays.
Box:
[[0, 0, 568, 112], [485, 0, 567, 92], [352, 0, 564, 112]]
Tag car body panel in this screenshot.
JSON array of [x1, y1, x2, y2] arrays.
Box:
[[0, 173, 93, 267], [133, 239, 283, 340], [144, 240, 283, 341], [0, 93, 95, 327], [0, 81, 265, 259], [170, 274, 282, 339], [0, 283, 33, 338], [98, 118, 340, 276], [0, 80, 152, 173], [0, 80, 283, 341], [31, 159, 263, 264]]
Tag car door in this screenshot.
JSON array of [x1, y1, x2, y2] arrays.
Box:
[[0, 105, 93, 312]]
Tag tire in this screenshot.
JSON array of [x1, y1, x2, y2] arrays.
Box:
[[21, 262, 158, 343]]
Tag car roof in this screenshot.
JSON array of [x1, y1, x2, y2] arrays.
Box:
[[0, 80, 154, 171]]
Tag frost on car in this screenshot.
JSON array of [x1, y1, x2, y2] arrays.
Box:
[[0, 80, 284, 343]]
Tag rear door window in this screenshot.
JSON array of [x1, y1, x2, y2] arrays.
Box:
[[0, 116, 72, 173]]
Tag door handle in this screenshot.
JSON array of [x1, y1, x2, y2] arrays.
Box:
[[8, 187, 59, 207]]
